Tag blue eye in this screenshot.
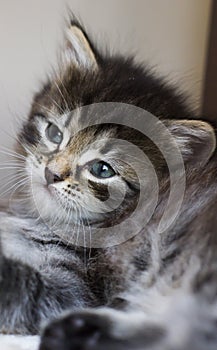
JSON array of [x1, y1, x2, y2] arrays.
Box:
[[90, 161, 116, 179], [46, 123, 63, 144]]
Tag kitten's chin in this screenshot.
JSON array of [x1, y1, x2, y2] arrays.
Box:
[[28, 183, 73, 226], [28, 182, 112, 230]]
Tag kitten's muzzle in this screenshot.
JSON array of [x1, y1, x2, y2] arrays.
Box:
[[45, 167, 63, 185]]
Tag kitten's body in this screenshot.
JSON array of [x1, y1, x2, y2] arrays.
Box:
[[0, 18, 217, 350]]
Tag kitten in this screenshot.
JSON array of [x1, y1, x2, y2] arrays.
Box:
[[0, 17, 217, 350]]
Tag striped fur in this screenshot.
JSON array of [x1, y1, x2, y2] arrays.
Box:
[[0, 17, 217, 350]]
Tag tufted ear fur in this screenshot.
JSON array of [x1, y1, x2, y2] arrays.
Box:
[[63, 20, 98, 70], [164, 119, 216, 167]]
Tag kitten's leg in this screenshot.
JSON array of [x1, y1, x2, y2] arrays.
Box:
[[0, 213, 96, 334], [39, 296, 217, 350], [0, 256, 94, 334], [39, 308, 165, 350]]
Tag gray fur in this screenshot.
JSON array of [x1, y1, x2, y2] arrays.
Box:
[[1, 18, 217, 350]]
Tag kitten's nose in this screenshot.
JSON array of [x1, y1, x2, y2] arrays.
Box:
[[45, 167, 62, 185]]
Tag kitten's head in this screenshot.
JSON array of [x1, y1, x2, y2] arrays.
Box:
[[17, 19, 216, 237]]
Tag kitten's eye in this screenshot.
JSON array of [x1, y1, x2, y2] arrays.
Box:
[[90, 161, 116, 179], [46, 123, 63, 144]]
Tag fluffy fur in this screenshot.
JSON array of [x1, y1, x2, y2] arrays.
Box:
[[0, 17, 217, 350]]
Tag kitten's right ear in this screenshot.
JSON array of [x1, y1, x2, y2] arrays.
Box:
[[62, 18, 98, 71], [164, 119, 216, 167]]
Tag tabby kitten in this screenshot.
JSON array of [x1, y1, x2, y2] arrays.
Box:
[[0, 18, 217, 350]]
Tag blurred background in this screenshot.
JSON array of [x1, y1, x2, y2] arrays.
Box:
[[0, 0, 213, 184]]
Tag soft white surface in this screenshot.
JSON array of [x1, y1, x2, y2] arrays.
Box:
[[0, 335, 40, 350]]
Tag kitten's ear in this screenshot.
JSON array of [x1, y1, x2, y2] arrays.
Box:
[[164, 119, 216, 166], [63, 19, 98, 70]]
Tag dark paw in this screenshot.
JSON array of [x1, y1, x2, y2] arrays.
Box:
[[39, 310, 164, 350], [39, 311, 122, 350]]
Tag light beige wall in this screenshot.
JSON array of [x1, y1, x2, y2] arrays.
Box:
[[0, 0, 211, 154]]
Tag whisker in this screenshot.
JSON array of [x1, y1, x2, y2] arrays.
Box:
[[46, 95, 65, 114], [82, 207, 92, 261], [0, 173, 28, 189], [63, 199, 73, 231], [54, 81, 70, 112], [0, 148, 27, 161], [75, 206, 81, 251], [34, 102, 58, 119], [0, 176, 29, 198], [8, 178, 31, 203], [0, 160, 25, 165], [0, 174, 27, 187], [0, 128, 20, 146], [58, 78, 70, 103], [0, 166, 25, 171]]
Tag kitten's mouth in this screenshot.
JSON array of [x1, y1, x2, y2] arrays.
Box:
[[42, 184, 91, 221], [46, 184, 67, 199], [43, 184, 76, 210]]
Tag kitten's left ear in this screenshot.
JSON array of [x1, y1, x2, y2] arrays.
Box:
[[164, 119, 216, 166], [63, 20, 98, 70]]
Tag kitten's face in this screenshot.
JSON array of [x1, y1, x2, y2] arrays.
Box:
[[22, 107, 138, 226], [17, 23, 143, 228], [17, 21, 215, 233]]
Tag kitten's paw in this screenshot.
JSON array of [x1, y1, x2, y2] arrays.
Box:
[[39, 311, 129, 350], [39, 309, 165, 350]]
